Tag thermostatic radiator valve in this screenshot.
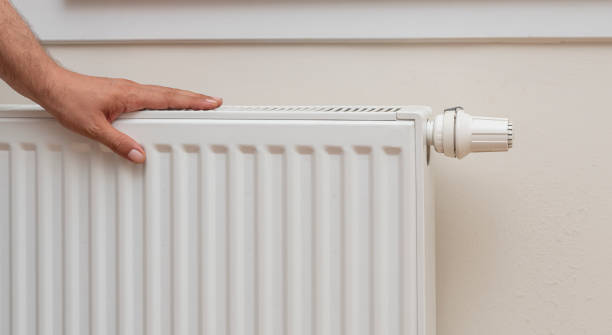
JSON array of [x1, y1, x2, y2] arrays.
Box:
[[427, 106, 513, 159]]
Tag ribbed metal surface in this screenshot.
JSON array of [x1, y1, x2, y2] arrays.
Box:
[[0, 119, 419, 335]]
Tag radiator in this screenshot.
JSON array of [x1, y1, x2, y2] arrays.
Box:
[[0, 105, 512, 335]]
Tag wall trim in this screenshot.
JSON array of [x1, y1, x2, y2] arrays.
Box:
[[15, 0, 612, 42]]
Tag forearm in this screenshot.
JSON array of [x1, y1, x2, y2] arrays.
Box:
[[0, 0, 62, 104]]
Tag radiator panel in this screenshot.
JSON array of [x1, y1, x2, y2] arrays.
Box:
[[0, 117, 420, 335]]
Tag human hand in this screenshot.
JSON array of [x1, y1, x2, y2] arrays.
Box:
[[38, 68, 222, 163]]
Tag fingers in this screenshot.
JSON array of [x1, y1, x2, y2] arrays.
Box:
[[130, 84, 223, 111], [90, 120, 146, 164], [145, 85, 207, 98]]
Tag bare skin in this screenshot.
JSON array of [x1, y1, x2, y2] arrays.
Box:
[[0, 0, 222, 163]]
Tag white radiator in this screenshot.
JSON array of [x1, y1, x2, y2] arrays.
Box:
[[0, 105, 511, 335]]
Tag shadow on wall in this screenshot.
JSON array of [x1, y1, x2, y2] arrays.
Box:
[[63, 0, 559, 6]]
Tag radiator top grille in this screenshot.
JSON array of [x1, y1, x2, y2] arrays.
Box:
[[224, 106, 403, 113]]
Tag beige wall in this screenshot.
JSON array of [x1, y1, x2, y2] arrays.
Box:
[[2, 42, 612, 334]]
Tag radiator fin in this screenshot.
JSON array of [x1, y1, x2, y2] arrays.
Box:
[[0, 144, 10, 335], [1, 141, 415, 335]]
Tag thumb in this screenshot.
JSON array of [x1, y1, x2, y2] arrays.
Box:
[[93, 121, 146, 163]]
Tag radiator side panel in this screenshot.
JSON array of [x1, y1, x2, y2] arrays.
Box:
[[0, 118, 419, 335], [424, 160, 436, 335]]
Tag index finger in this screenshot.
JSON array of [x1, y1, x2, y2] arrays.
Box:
[[129, 84, 223, 111]]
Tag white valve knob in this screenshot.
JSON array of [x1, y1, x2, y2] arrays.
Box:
[[426, 107, 513, 159]]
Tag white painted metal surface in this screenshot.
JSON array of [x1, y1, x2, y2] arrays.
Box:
[[0, 105, 435, 335], [12, 0, 612, 42]]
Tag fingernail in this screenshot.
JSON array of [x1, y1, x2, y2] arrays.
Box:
[[128, 149, 145, 163], [205, 98, 220, 105]]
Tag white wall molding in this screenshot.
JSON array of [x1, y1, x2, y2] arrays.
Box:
[[13, 0, 612, 42]]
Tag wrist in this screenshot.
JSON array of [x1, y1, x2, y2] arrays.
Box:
[[30, 63, 72, 111]]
